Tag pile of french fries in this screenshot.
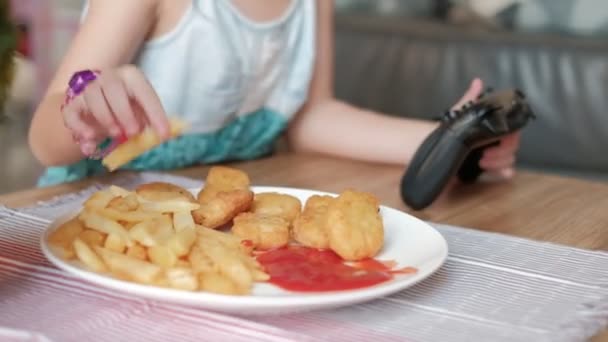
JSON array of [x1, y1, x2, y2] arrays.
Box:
[[47, 184, 268, 295]]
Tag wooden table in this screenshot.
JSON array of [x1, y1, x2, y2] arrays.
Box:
[[1, 153, 607, 340]]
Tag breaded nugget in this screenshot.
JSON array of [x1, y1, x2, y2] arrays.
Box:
[[326, 190, 384, 261], [192, 189, 254, 228], [231, 212, 290, 250], [251, 192, 302, 223], [198, 166, 250, 203], [135, 182, 196, 202], [292, 195, 334, 249]]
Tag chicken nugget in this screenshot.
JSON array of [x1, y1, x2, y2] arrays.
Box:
[[292, 195, 334, 249], [206, 166, 250, 189], [251, 192, 302, 223], [135, 182, 196, 203], [192, 189, 254, 228], [231, 212, 290, 250], [198, 166, 250, 203], [326, 190, 384, 261]]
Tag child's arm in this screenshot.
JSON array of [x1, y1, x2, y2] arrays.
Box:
[[28, 0, 170, 167], [287, 0, 519, 178]]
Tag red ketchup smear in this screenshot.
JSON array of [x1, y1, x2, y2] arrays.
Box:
[[241, 240, 254, 248], [256, 246, 417, 292]]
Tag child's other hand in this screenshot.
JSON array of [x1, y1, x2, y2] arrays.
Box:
[[62, 65, 171, 156], [452, 78, 521, 180]]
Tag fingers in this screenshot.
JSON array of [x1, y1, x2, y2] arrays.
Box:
[[483, 132, 520, 159], [451, 78, 484, 110], [120, 66, 170, 139], [62, 96, 97, 142], [82, 82, 121, 137], [480, 154, 515, 170], [482, 168, 516, 181], [478, 132, 521, 180], [98, 72, 140, 137], [62, 66, 170, 158]]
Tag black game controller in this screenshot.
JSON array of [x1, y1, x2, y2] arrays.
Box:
[[400, 88, 535, 210]]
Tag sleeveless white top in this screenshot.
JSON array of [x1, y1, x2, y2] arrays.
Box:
[[84, 0, 317, 134], [38, 0, 318, 188]]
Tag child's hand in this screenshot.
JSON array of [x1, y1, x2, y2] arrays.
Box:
[[452, 78, 521, 180], [61, 65, 171, 156]]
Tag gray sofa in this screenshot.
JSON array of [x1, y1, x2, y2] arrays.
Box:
[[332, 13, 608, 181]]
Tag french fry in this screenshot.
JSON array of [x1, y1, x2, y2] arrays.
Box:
[[188, 245, 216, 274], [167, 228, 196, 257], [199, 272, 244, 295], [196, 225, 251, 253], [166, 267, 198, 291], [173, 211, 195, 232], [197, 238, 253, 291], [104, 234, 127, 253], [128, 215, 173, 247], [79, 210, 133, 247], [175, 259, 191, 268], [73, 238, 107, 273], [48, 218, 85, 259], [77, 229, 106, 248], [97, 207, 160, 223], [107, 194, 139, 211], [108, 185, 132, 198], [51, 168, 283, 296], [148, 245, 178, 268], [125, 243, 148, 261], [95, 246, 162, 284], [102, 118, 188, 171], [138, 198, 200, 213], [83, 190, 115, 210]]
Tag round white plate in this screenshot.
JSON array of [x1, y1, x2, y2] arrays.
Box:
[[41, 186, 448, 315]]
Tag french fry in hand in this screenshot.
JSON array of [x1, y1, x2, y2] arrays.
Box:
[[95, 246, 162, 284], [73, 238, 107, 273], [102, 118, 188, 171]]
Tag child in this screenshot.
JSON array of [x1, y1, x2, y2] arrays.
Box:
[[28, 0, 520, 187]]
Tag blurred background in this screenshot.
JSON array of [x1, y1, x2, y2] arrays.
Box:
[[1, 0, 607, 194]]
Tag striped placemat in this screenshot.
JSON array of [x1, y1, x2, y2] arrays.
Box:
[[1, 172, 606, 342]]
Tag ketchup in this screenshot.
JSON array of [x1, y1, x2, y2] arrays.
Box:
[[256, 246, 417, 292]]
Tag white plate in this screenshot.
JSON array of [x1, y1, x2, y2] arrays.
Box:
[[40, 186, 448, 315]]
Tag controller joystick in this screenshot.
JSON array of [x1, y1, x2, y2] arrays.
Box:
[[400, 88, 535, 210]]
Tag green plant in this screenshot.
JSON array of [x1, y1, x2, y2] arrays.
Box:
[[0, 0, 16, 121]]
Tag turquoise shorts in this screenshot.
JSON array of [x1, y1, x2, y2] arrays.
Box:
[[38, 108, 287, 187]]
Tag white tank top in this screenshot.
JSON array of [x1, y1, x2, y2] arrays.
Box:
[[84, 0, 317, 134]]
